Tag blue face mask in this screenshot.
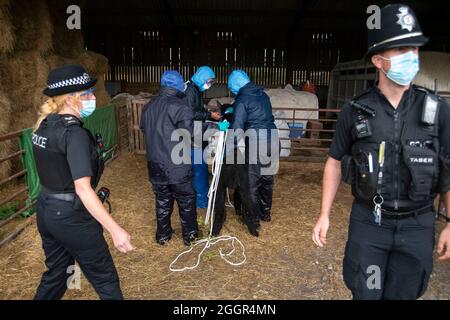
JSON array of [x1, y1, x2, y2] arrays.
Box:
[[379, 51, 420, 86], [80, 99, 96, 118]]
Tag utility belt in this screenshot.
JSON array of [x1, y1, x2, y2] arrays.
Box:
[[40, 186, 75, 202], [355, 199, 434, 219], [40, 185, 112, 213]]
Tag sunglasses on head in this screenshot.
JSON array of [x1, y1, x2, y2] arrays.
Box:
[[80, 87, 96, 96]]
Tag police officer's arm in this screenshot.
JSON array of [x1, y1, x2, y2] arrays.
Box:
[[313, 105, 353, 247], [66, 129, 134, 253], [437, 100, 450, 260]]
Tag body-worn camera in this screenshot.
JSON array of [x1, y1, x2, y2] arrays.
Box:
[[350, 100, 376, 139], [421, 94, 439, 126], [97, 187, 112, 213]]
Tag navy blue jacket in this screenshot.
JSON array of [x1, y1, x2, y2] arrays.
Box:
[[140, 87, 194, 185], [231, 82, 277, 132], [185, 81, 211, 121], [229, 82, 278, 163]]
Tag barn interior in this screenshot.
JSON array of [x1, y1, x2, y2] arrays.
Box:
[[1, 0, 450, 300]]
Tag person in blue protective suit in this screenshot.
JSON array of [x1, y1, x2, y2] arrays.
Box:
[[227, 70, 279, 232], [185, 66, 222, 209], [140, 70, 199, 246]]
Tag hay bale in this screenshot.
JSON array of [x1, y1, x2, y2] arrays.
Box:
[[0, 1, 15, 55], [78, 51, 111, 106], [47, 0, 85, 58], [0, 90, 12, 180], [9, 109, 38, 132], [46, 54, 74, 70], [0, 51, 49, 113], [9, 0, 53, 54], [95, 76, 111, 107], [78, 51, 109, 75]]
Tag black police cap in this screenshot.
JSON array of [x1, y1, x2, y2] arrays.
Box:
[[366, 4, 428, 58], [43, 64, 97, 97]]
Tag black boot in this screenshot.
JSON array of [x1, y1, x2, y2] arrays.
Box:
[[153, 184, 175, 244], [174, 182, 199, 246], [183, 232, 199, 246], [259, 175, 274, 222]]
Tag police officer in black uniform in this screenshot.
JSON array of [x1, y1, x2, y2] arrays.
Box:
[[32, 65, 134, 300], [312, 4, 450, 300]]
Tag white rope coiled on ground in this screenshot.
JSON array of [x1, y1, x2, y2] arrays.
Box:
[[169, 130, 246, 272]]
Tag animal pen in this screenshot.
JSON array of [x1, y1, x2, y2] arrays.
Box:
[[1, 0, 450, 301]]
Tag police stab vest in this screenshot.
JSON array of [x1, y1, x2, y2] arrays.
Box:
[[343, 86, 442, 210], [32, 114, 104, 193]]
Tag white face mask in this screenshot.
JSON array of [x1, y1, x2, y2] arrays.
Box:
[[378, 51, 420, 86], [80, 99, 96, 118], [202, 82, 212, 91]]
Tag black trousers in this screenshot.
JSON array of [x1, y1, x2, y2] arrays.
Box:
[[152, 181, 198, 244], [248, 164, 274, 219], [343, 201, 435, 300], [34, 195, 123, 300]]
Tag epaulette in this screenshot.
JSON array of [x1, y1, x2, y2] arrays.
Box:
[[61, 115, 82, 127], [414, 85, 444, 102], [352, 87, 374, 101]]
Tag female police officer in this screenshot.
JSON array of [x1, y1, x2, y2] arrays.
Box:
[[32, 65, 134, 300]]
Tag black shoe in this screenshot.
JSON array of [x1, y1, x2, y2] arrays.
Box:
[[183, 233, 199, 246], [156, 236, 171, 246], [247, 224, 259, 237]]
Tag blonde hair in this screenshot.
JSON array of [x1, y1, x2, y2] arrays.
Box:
[[33, 93, 81, 132]]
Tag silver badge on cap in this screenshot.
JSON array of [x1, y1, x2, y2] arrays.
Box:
[[83, 72, 91, 82], [397, 7, 415, 32]]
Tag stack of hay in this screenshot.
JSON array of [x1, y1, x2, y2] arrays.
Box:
[[0, 0, 111, 180], [0, 0, 111, 133]]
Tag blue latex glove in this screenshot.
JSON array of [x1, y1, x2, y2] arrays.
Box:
[[218, 120, 230, 132], [225, 107, 234, 115]]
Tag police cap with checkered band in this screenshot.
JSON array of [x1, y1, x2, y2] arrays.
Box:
[[366, 4, 429, 59], [43, 64, 97, 97]]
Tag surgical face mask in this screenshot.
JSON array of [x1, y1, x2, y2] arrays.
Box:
[[201, 79, 215, 92], [202, 82, 212, 91], [80, 99, 96, 118], [378, 51, 420, 86]]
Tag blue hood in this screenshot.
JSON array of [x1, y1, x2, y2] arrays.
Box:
[[161, 70, 185, 93], [228, 70, 251, 95], [191, 66, 216, 92]]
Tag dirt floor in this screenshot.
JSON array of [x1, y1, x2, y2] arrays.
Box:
[[0, 153, 449, 300]]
